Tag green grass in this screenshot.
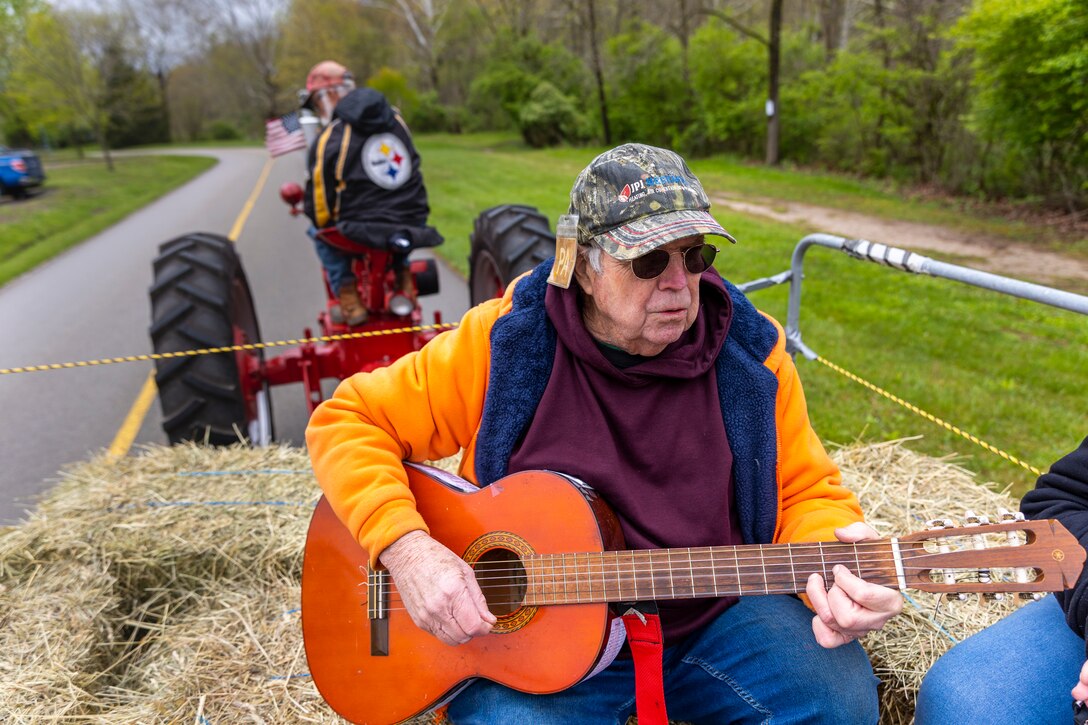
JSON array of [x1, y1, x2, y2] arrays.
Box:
[[417, 134, 1088, 497], [0, 154, 216, 287]]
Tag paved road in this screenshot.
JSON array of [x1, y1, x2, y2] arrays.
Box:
[[0, 148, 469, 525]]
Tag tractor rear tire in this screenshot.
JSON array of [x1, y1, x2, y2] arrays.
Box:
[[469, 204, 556, 306], [149, 232, 273, 446]]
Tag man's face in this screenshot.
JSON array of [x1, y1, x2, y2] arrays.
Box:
[[575, 236, 704, 357]]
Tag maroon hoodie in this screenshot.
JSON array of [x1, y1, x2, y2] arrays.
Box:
[[507, 271, 741, 645]]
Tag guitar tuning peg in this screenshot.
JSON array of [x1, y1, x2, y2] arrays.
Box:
[[926, 518, 956, 530], [962, 511, 992, 526]]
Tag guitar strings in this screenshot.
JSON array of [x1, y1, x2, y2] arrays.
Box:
[[446, 538, 1033, 579], [412, 538, 1036, 584], [368, 571, 1029, 614], [460, 562, 1029, 583], [464, 559, 1027, 584], [356, 536, 1039, 614], [361, 558, 1036, 614]]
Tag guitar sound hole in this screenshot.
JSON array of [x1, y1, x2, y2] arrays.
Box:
[[473, 548, 526, 616]]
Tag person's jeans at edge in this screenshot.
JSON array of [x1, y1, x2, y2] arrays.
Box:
[[916, 595, 1082, 724]]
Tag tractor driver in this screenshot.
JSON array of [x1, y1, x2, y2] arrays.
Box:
[[301, 60, 430, 327]]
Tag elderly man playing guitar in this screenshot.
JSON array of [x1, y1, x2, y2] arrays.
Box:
[[306, 143, 903, 724]]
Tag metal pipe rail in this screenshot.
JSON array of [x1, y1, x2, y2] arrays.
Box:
[[736, 233, 1088, 359]]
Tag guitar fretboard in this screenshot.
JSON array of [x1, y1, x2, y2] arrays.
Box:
[[521, 541, 898, 606]]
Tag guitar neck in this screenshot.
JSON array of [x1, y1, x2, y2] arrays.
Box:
[[522, 540, 899, 606]]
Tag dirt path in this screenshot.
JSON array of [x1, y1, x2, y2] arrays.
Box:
[[712, 196, 1088, 286]]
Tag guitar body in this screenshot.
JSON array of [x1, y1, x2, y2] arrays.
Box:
[[302, 468, 625, 725]]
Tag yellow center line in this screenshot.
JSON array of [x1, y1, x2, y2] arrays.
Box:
[[106, 368, 158, 461], [107, 154, 275, 460], [229, 156, 274, 241]]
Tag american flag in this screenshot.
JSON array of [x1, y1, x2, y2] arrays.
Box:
[[265, 111, 307, 157]]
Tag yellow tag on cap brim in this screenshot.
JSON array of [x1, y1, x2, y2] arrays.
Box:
[[547, 214, 579, 289]]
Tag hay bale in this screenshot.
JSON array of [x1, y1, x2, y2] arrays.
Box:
[[10, 443, 317, 588], [0, 439, 1037, 724], [97, 577, 340, 723], [0, 444, 321, 721], [833, 439, 1030, 725], [0, 558, 119, 721]]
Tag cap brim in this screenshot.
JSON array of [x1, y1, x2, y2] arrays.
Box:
[[594, 209, 737, 260]]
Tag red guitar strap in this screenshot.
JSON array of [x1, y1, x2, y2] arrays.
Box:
[[622, 606, 669, 725]]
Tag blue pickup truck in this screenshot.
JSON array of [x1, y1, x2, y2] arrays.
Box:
[[0, 145, 46, 199]]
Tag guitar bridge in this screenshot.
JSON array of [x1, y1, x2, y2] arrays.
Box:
[[367, 566, 389, 656]]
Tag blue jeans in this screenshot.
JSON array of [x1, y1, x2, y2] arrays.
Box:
[[916, 595, 1084, 724], [447, 594, 878, 724], [309, 226, 354, 291]]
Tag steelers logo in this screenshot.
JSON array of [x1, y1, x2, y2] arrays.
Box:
[[361, 133, 411, 189]]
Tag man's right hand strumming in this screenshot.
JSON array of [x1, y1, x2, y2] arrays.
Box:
[[378, 530, 497, 646]]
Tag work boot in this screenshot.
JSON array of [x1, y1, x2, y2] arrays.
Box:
[[337, 282, 368, 326]]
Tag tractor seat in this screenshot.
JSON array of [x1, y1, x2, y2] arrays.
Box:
[[319, 220, 444, 256]]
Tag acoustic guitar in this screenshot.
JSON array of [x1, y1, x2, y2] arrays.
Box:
[[301, 464, 1085, 725]]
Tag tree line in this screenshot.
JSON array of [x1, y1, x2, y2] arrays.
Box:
[[1, 0, 1084, 212]]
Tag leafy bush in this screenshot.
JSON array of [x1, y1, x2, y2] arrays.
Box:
[[465, 36, 591, 133], [688, 24, 767, 157], [466, 61, 539, 131], [517, 81, 589, 147], [604, 21, 689, 148], [204, 121, 241, 141], [789, 51, 910, 177], [953, 0, 1088, 210], [774, 19, 973, 188], [408, 91, 460, 133], [366, 66, 419, 119]]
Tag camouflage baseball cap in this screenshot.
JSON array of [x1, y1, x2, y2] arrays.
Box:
[[569, 143, 736, 260]]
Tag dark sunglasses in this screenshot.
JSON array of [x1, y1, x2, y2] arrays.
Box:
[[630, 243, 718, 280]]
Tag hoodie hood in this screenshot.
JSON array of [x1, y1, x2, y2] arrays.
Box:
[[333, 88, 396, 135]]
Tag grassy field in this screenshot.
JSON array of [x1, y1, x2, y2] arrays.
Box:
[[0, 154, 216, 288], [1, 135, 1083, 496], [416, 133, 1087, 497]]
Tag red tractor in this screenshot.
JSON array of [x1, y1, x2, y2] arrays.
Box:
[[148, 195, 555, 446]]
